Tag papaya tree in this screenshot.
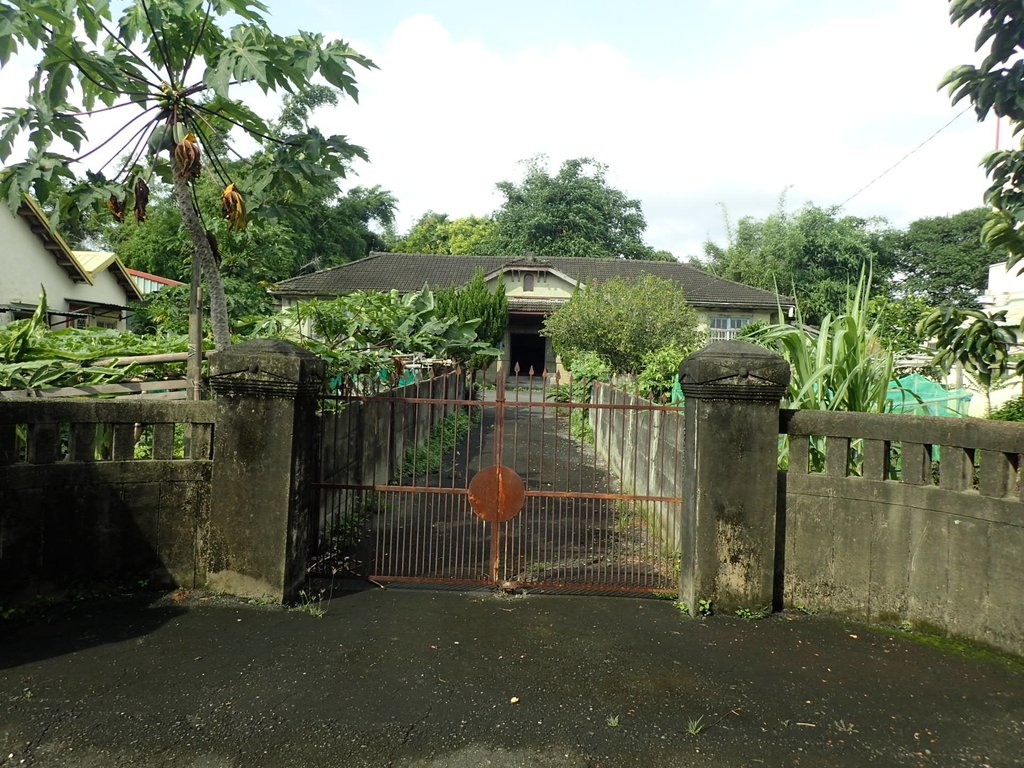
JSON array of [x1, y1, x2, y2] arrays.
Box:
[[0, 0, 374, 352]]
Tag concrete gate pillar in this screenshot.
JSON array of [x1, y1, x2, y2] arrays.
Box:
[[206, 339, 324, 603], [678, 341, 789, 615]]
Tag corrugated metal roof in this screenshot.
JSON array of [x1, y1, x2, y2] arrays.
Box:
[[272, 253, 792, 310], [73, 250, 144, 302]]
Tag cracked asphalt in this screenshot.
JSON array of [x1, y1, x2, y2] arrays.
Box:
[[1, 587, 1022, 767]]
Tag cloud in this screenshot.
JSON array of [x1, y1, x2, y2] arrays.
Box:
[[322, 7, 994, 258], [0, 5, 995, 260]]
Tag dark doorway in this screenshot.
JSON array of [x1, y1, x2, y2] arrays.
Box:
[[509, 332, 545, 375]]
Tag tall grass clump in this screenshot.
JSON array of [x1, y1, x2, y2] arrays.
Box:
[[745, 267, 895, 472], [401, 408, 479, 476], [746, 268, 894, 413]]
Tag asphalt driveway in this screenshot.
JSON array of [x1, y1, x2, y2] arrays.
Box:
[[1, 587, 1022, 767]]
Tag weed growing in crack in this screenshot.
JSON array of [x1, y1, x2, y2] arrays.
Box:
[[606, 714, 620, 727], [293, 589, 326, 618], [832, 719, 858, 735], [687, 715, 704, 736], [735, 605, 771, 620]]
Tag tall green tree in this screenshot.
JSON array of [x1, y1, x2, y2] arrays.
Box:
[[491, 156, 656, 260], [0, 0, 373, 350], [894, 208, 1000, 308], [942, 1, 1024, 270], [697, 202, 894, 324], [392, 211, 497, 255], [290, 185, 397, 273], [541, 275, 705, 374], [866, 294, 935, 358]]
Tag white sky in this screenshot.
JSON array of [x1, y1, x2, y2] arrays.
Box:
[[0, 1, 1002, 260]]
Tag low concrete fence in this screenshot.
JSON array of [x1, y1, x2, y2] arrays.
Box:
[[0, 399, 215, 598], [779, 408, 1024, 655], [4, 337, 1021, 657], [590, 382, 684, 549]]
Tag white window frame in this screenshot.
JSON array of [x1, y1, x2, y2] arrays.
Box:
[[709, 315, 752, 342]]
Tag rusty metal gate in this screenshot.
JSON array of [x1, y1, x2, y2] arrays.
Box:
[[312, 367, 683, 595]]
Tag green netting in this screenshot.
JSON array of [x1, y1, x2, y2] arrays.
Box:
[[886, 373, 972, 417], [671, 373, 684, 405]]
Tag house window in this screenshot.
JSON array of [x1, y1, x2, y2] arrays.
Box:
[[523, 274, 535, 292], [709, 315, 752, 342]]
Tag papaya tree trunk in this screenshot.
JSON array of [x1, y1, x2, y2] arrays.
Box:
[[172, 168, 231, 351]]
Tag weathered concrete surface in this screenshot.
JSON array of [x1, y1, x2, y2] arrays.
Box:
[[1, 588, 1021, 767], [0, 399, 215, 599], [208, 339, 324, 604], [678, 342, 790, 614], [781, 408, 1024, 657]]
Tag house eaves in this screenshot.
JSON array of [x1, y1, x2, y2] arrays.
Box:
[[17, 197, 92, 285], [271, 252, 792, 312]]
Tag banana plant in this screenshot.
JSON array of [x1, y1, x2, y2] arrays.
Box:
[[250, 288, 497, 383]]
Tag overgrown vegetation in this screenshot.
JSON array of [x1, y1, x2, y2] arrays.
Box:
[[917, 306, 1022, 414], [252, 286, 498, 385], [401, 408, 480, 477], [0, 292, 190, 390], [327, 492, 378, 551], [542, 274, 705, 374], [435, 269, 508, 371], [989, 395, 1024, 422], [634, 342, 688, 401], [1, 283, 498, 394], [745, 269, 894, 413], [546, 352, 612, 442]]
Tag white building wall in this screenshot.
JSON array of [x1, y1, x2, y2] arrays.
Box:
[[978, 261, 1024, 327], [950, 261, 1024, 416], [0, 206, 130, 328]]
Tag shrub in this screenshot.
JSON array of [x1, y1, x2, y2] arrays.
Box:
[[635, 343, 688, 400], [542, 275, 706, 374], [989, 394, 1024, 422]]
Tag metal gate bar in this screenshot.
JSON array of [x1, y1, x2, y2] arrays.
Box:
[[313, 368, 683, 594]]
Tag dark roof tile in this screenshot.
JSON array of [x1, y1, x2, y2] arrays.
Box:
[[272, 253, 792, 311]]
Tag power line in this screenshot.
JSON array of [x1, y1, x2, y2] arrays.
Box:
[[840, 105, 973, 208]]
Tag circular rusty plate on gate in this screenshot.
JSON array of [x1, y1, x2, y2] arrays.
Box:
[[468, 465, 526, 522]]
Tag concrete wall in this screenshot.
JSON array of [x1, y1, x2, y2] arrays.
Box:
[[590, 382, 684, 557], [0, 399, 215, 599], [780, 408, 1024, 655], [320, 370, 466, 490]]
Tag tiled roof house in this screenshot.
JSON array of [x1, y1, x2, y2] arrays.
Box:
[[273, 252, 793, 374]]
